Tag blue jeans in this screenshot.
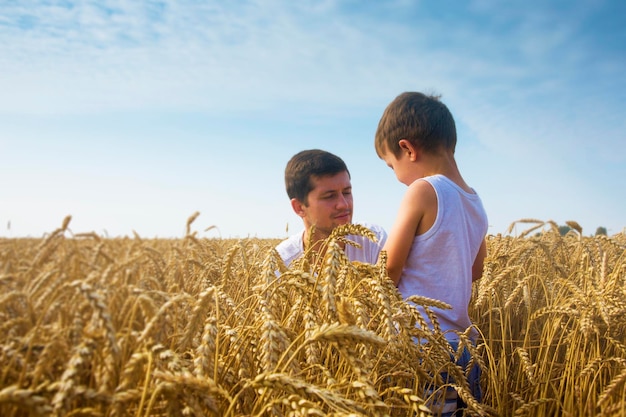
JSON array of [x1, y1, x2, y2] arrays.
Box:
[[424, 341, 482, 417]]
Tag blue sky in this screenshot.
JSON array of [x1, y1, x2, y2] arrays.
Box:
[[1, 0, 624, 239]]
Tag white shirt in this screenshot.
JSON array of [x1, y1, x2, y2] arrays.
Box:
[[276, 223, 387, 267]]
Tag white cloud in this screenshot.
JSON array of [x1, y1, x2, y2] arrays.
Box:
[[0, 1, 478, 114]]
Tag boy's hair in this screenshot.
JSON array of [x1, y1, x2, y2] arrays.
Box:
[[375, 92, 457, 158], [285, 149, 350, 204]]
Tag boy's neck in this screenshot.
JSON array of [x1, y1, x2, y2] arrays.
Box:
[[420, 152, 471, 193]]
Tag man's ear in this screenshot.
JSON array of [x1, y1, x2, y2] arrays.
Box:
[[290, 198, 307, 218]]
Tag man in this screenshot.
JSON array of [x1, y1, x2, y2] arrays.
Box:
[[276, 149, 387, 267]]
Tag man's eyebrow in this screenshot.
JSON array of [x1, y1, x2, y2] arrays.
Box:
[[319, 185, 352, 193]]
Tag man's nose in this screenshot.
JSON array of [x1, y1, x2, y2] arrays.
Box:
[[336, 194, 350, 209]]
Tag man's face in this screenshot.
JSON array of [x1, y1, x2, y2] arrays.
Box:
[[292, 171, 353, 240]]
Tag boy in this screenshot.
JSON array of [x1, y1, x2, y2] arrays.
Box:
[[276, 149, 386, 267], [374, 92, 488, 416]]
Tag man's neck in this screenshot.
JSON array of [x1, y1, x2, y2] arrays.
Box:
[[302, 230, 328, 252], [302, 228, 346, 259]]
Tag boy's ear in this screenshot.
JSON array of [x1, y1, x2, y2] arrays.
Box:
[[290, 198, 307, 218], [398, 139, 418, 160]]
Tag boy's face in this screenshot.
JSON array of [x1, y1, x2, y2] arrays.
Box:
[[291, 171, 353, 240], [381, 146, 414, 186]]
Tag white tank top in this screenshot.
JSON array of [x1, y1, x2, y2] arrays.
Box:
[[397, 174, 488, 340]]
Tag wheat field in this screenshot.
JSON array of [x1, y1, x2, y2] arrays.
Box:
[[0, 216, 625, 416]]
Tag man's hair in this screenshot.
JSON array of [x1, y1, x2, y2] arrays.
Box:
[[285, 149, 350, 204], [375, 92, 457, 158]]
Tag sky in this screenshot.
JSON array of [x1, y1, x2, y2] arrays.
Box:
[[1, 0, 625, 239]]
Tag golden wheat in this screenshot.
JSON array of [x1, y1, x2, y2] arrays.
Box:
[[1, 217, 624, 416]]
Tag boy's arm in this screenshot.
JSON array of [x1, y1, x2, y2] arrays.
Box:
[[382, 180, 436, 286], [472, 238, 487, 282]]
